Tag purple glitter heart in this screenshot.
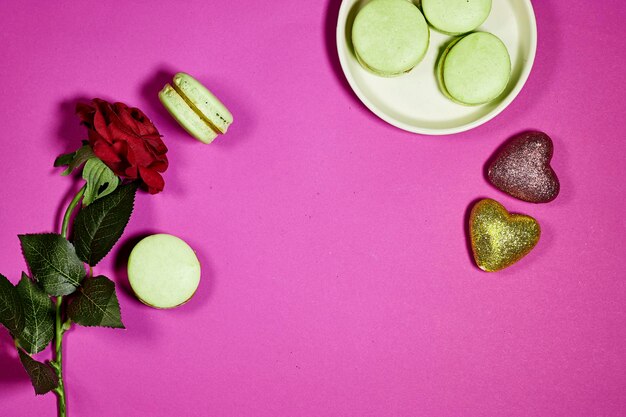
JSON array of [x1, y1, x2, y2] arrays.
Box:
[[487, 131, 560, 203]]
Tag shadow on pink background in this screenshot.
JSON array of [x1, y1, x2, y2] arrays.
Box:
[[0, 0, 625, 416]]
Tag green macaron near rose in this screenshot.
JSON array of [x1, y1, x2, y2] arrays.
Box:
[[128, 234, 201, 309], [159, 72, 233, 144]]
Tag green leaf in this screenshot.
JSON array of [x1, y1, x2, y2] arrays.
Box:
[[53, 151, 76, 167], [18, 350, 59, 395], [16, 273, 54, 354], [82, 157, 119, 205], [0, 273, 25, 336], [55, 145, 95, 176], [19, 234, 86, 296], [73, 183, 136, 266], [67, 276, 124, 329]]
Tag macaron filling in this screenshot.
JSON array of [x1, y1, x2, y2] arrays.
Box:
[[170, 80, 224, 135], [159, 72, 233, 144], [172, 73, 232, 134], [159, 83, 218, 143]]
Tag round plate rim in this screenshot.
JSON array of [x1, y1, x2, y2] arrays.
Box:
[[335, 0, 538, 136]]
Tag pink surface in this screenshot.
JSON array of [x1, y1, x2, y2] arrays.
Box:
[[0, 0, 625, 416]]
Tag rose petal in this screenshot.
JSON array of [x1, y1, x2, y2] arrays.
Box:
[[114, 103, 141, 136], [107, 121, 138, 146], [92, 141, 126, 176], [131, 108, 159, 137], [78, 98, 168, 193], [93, 109, 112, 143], [143, 135, 168, 155], [92, 141, 121, 164], [124, 165, 138, 179], [127, 137, 156, 167], [149, 159, 168, 172], [87, 128, 107, 147], [76, 102, 96, 128], [139, 167, 165, 194]]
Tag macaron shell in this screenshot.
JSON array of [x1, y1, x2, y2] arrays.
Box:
[[441, 32, 511, 105], [127, 234, 201, 309], [159, 84, 218, 144], [352, 0, 429, 76], [354, 49, 398, 77], [436, 37, 462, 102], [422, 0, 492, 35], [173, 72, 233, 134]]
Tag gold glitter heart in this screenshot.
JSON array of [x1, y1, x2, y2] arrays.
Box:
[[469, 199, 541, 272]]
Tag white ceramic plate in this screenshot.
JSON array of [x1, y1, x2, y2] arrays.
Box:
[[336, 0, 537, 135]]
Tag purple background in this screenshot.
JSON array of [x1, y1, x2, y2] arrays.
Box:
[[1, 0, 625, 416]]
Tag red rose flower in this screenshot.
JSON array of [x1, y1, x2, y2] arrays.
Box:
[[76, 99, 168, 194]]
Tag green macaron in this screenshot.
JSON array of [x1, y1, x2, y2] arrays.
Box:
[[159, 72, 233, 144], [422, 0, 492, 35], [437, 32, 511, 106], [352, 0, 429, 77]]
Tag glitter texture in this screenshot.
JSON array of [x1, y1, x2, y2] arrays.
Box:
[[469, 199, 541, 272], [488, 131, 560, 203]]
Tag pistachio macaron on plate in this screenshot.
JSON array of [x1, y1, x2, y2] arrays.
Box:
[[336, 0, 537, 135], [422, 0, 492, 35], [352, 0, 429, 77], [437, 32, 511, 105]]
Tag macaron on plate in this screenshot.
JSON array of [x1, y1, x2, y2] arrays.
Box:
[[336, 0, 537, 135]]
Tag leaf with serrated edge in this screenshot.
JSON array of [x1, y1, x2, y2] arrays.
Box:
[[73, 183, 136, 266], [67, 276, 124, 328], [18, 350, 59, 395], [16, 272, 54, 354], [0, 273, 25, 336], [82, 157, 119, 205], [19, 234, 86, 296]]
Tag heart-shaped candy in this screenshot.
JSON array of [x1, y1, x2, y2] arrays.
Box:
[[487, 131, 560, 203], [469, 199, 541, 272]]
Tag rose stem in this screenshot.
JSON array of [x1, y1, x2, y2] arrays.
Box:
[[52, 184, 86, 417]]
